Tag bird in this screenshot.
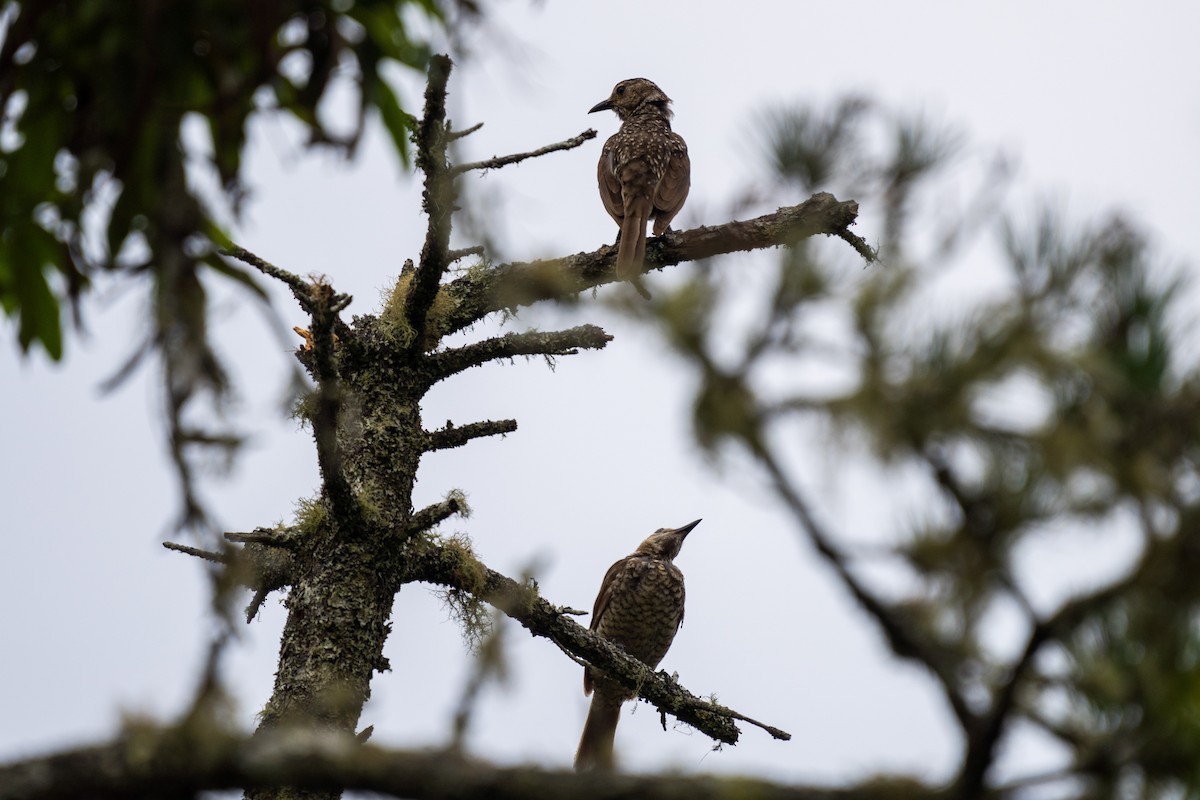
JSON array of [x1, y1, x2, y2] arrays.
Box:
[[575, 519, 701, 772], [588, 78, 691, 292]]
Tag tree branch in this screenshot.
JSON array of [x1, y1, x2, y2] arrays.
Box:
[[404, 544, 789, 746], [0, 726, 905, 800], [221, 246, 354, 344], [438, 192, 862, 337], [425, 325, 612, 383], [952, 539, 1153, 798], [305, 279, 359, 533], [405, 54, 455, 356], [405, 493, 469, 538], [162, 540, 228, 564], [755, 443, 978, 733], [448, 245, 485, 263], [425, 419, 518, 452], [452, 128, 598, 175], [446, 121, 483, 142], [221, 246, 314, 311]]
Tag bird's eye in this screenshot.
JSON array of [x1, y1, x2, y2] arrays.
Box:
[[615, 85, 626, 95]]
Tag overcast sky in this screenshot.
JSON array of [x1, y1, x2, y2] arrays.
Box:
[[4, 0, 1200, 790]]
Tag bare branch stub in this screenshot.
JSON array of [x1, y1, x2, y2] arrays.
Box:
[[426, 419, 518, 452], [446, 121, 484, 142], [448, 245, 485, 263], [405, 496, 468, 539], [163, 541, 229, 564]]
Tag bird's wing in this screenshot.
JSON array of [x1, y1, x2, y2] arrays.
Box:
[[584, 555, 631, 695], [590, 556, 629, 632], [652, 135, 691, 234], [597, 136, 624, 225]]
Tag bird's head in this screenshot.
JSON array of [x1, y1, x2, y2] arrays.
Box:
[[589, 78, 673, 121], [633, 519, 700, 560]]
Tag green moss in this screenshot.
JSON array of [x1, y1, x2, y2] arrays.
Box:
[[441, 533, 486, 593], [440, 585, 492, 653], [289, 389, 317, 427], [293, 495, 328, 536], [380, 272, 462, 349]]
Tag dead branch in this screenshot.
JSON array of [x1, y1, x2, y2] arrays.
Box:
[[452, 128, 598, 175], [425, 325, 613, 382], [405, 54, 456, 356], [404, 544, 789, 746], [425, 419, 518, 452], [438, 192, 864, 338]]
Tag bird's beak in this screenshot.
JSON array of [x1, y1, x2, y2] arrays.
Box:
[[674, 519, 702, 537], [588, 98, 614, 114]]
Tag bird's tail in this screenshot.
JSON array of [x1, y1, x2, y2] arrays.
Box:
[[575, 693, 622, 772], [615, 197, 652, 282]]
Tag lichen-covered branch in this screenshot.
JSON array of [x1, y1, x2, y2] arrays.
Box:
[[305, 279, 359, 531], [405, 493, 469, 539], [425, 419, 518, 452], [426, 325, 613, 383], [405, 54, 455, 355], [404, 545, 788, 746], [438, 192, 864, 338], [452, 128, 598, 175], [0, 726, 907, 800]]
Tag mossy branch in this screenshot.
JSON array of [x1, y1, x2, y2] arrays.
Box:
[[404, 544, 789, 746], [435, 192, 866, 338], [426, 325, 613, 383], [405, 54, 455, 356], [405, 492, 470, 539], [425, 419, 518, 452]]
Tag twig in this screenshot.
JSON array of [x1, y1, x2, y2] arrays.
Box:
[[163, 541, 229, 565], [446, 121, 483, 142], [448, 245, 485, 263], [683, 697, 792, 742], [221, 246, 313, 310], [834, 228, 879, 265], [223, 246, 354, 344], [452, 129, 598, 175]]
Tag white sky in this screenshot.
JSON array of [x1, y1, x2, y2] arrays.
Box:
[[3, 0, 1199, 790]]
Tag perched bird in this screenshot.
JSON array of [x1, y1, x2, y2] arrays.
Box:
[[575, 519, 701, 772], [589, 78, 691, 290]]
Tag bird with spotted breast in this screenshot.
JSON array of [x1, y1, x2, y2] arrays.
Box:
[[589, 78, 691, 295], [575, 519, 700, 772]]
